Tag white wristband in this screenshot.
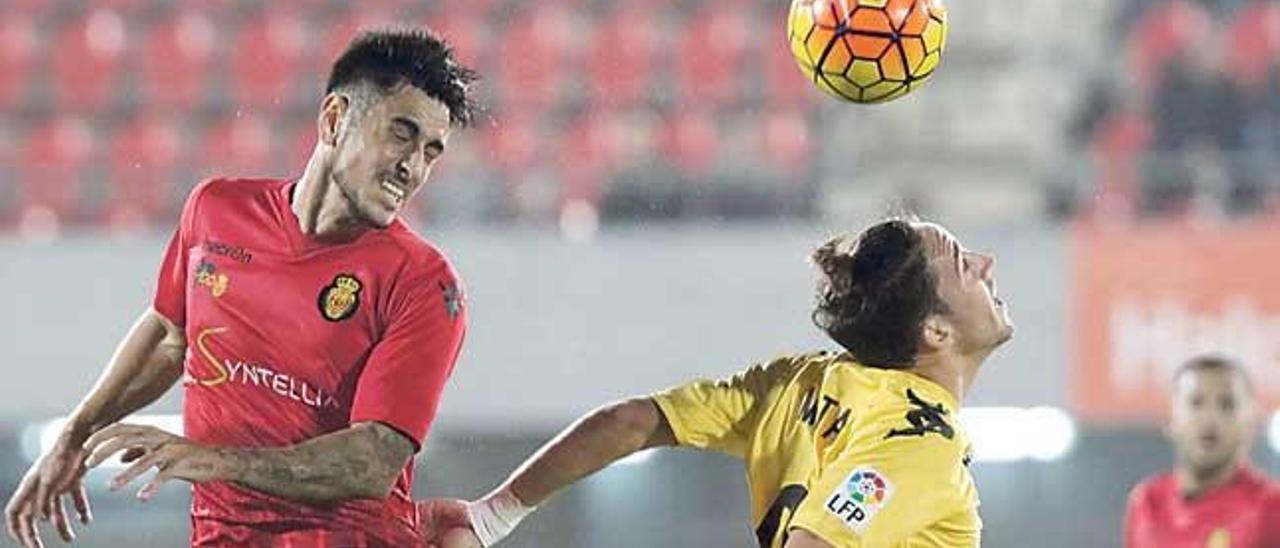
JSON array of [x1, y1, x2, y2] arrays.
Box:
[[465, 487, 534, 547]]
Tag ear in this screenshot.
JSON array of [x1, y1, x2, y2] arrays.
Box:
[[318, 93, 350, 147], [919, 314, 952, 352]]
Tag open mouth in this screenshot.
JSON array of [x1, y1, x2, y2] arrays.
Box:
[[380, 180, 407, 203]]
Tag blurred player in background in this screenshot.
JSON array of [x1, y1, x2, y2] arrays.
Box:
[[418, 219, 1013, 548], [5, 28, 477, 548], [1124, 355, 1280, 548]]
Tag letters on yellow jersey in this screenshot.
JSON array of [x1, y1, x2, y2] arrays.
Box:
[[797, 386, 851, 440]]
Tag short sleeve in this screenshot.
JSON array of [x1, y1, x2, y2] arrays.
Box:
[[789, 400, 976, 547], [350, 260, 467, 450], [1257, 486, 1280, 548], [650, 357, 794, 457], [1122, 482, 1148, 548], [152, 180, 210, 327]]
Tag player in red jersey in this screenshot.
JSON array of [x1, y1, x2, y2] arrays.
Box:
[[5, 28, 479, 548], [1125, 355, 1280, 548]]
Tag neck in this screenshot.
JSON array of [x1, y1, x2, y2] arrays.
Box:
[[1177, 458, 1241, 499], [292, 149, 366, 242], [909, 347, 990, 403]]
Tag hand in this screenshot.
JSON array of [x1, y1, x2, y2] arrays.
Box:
[[82, 424, 238, 502], [5, 433, 94, 548], [417, 498, 483, 548]]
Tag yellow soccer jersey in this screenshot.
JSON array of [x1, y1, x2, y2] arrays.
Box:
[[651, 351, 980, 548]]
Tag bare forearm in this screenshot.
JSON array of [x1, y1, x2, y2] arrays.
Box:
[[222, 422, 414, 505], [64, 309, 186, 441], [505, 398, 674, 505]]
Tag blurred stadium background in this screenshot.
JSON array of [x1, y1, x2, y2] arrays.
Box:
[[4, 0, 1280, 546]]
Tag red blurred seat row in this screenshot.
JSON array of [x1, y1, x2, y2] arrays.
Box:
[[0, 0, 821, 230], [0, 106, 813, 229], [0, 1, 817, 114]]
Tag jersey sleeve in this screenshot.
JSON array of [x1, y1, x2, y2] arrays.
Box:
[[152, 180, 211, 327], [349, 258, 467, 450], [650, 357, 795, 457], [789, 399, 974, 547], [1257, 485, 1280, 548], [1122, 482, 1149, 548]]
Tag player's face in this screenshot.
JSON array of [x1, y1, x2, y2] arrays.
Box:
[[1170, 369, 1254, 476], [329, 84, 451, 228], [917, 223, 1014, 353]]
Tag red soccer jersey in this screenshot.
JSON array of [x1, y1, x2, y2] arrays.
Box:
[[1125, 466, 1280, 548], [152, 178, 467, 547]]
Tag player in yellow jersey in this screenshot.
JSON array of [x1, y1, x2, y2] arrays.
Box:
[[418, 218, 1013, 547]]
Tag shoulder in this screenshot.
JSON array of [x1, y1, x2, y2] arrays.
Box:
[[841, 376, 967, 466], [1127, 472, 1173, 510], [183, 177, 285, 215], [383, 227, 460, 283]]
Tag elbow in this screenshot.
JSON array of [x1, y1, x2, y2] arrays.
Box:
[[347, 479, 397, 501], [592, 398, 661, 444], [340, 464, 402, 501]]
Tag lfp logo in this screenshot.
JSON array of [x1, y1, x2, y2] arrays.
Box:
[[825, 467, 894, 532], [847, 470, 888, 505]]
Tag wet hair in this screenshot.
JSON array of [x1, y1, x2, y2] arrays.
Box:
[[326, 27, 480, 127], [811, 219, 948, 368]]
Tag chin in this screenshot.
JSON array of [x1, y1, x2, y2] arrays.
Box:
[[997, 323, 1015, 344], [357, 201, 398, 228]]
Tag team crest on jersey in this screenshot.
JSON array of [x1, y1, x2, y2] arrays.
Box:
[[195, 259, 229, 297], [825, 467, 894, 533], [318, 274, 362, 322], [1207, 528, 1231, 548]]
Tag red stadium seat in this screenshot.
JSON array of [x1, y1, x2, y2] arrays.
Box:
[[18, 116, 98, 224], [282, 115, 318, 175], [762, 5, 819, 107], [52, 8, 129, 112], [587, 5, 662, 107], [198, 112, 276, 179], [106, 113, 187, 228], [674, 5, 753, 107], [1086, 111, 1152, 220], [424, 9, 488, 73], [137, 7, 218, 111], [759, 108, 813, 176], [662, 107, 720, 181], [0, 124, 20, 227], [483, 112, 541, 177], [5, 0, 54, 17], [559, 109, 627, 204], [1223, 1, 1280, 93], [496, 3, 575, 110], [232, 9, 308, 110], [1126, 0, 1213, 96], [0, 12, 39, 111], [321, 6, 406, 84]]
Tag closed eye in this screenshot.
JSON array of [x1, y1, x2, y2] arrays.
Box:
[[392, 118, 420, 143]]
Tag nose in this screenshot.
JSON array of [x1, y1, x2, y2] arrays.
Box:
[[394, 156, 414, 185]]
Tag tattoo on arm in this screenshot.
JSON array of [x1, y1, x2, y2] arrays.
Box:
[[228, 422, 415, 505]]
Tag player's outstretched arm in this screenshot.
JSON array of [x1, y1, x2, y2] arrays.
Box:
[[423, 397, 676, 547], [5, 308, 186, 548], [81, 420, 415, 506], [219, 421, 415, 503]]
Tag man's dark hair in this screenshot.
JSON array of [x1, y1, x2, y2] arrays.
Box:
[[1173, 354, 1255, 394], [326, 27, 480, 128], [811, 219, 948, 368]]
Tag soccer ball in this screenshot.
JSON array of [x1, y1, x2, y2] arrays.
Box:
[[787, 0, 948, 104]]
